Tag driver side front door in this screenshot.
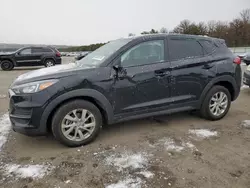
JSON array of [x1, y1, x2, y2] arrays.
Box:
[[111, 39, 172, 117], [15, 48, 40, 66]]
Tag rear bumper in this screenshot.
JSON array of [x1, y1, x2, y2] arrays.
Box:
[[55, 58, 62, 65]]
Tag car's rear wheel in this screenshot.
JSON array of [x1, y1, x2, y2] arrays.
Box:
[[1, 60, 14, 71], [200, 85, 231, 120], [52, 100, 102, 147], [44, 59, 55, 67]]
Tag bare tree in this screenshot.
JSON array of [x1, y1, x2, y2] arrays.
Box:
[[128, 33, 135, 37], [207, 20, 217, 35], [160, 27, 168, 33], [173, 20, 191, 33], [197, 22, 207, 35], [240, 9, 250, 23]]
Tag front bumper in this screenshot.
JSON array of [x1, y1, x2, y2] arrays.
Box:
[[8, 89, 50, 136], [243, 70, 250, 86]]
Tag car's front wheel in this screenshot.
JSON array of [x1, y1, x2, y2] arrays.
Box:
[[52, 100, 102, 147], [200, 85, 231, 121], [1, 60, 14, 71]]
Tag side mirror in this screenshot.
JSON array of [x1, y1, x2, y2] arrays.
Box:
[[113, 65, 123, 72], [15, 51, 22, 56]]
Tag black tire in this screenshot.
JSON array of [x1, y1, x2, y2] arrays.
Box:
[[44, 59, 55, 67], [244, 60, 250, 66], [1, 60, 14, 71], [52, 100, 102, 147], [200, 85, 231, 121]]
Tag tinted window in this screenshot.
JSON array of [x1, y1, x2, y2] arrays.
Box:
[[32, 48, 53, 53], [32, 48, 43, 53], [199, 40, 215, 55], [43, 48, 53, 53], [20, 48, 31, 55], [121, 40, 164, 67], [169, 38, 203, 61]]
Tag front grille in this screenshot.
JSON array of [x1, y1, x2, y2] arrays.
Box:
[[13, 108, 32, 116], [9, 99, 32, 116]]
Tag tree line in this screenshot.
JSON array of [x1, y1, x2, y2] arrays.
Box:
[[61, 9, 250, 52]]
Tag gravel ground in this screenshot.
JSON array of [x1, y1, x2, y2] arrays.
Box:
[[0, 58, 249, 188]]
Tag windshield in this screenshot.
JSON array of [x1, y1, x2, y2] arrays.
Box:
[[76, 38, 132, 67]]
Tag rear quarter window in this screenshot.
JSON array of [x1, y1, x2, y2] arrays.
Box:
[[42, 48, 53, 53], [199, 40, 215, 55], [168, 38, 203, 61]]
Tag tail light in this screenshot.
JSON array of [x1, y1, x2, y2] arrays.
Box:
[[56, 52, 61, 57], [233, 57, 241, 65]]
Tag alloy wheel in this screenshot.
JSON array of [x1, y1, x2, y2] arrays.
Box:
[[209, 91, 228, 116], [61, 109, 96, 141], [46, 61, 54, 67], [2, 62, 10, 69]]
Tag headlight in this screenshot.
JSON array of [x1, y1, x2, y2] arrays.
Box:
[[247, 65, 250, 71], [11, 79, 58, 94]]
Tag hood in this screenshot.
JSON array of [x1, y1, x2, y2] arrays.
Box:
[[0, 52, 14, 55], [15, 63, 95, 84]]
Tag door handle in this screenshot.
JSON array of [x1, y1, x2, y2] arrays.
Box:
[[202, 64, 214, 69], [155, 71, 170, 77]]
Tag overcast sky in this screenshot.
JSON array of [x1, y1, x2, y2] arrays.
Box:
[[0, 0, 249, 45]]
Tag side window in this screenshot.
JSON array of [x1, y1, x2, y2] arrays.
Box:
[[19, 48, 31, 55], [169, 38, 203, 61], [121, 40, 164, 67], [32, 48, 44, 54], [42, 48, 53, 53], [199, 40, 215, 55]]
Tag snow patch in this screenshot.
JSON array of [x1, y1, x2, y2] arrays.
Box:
[[3, 164, 53, 179], [241, 120, 250, 129], [183, 141, 197, 150], [241, 85, 249, 90], [157, 138, 197, 152], [106, 177, 142, 188], [162, 138, 185, 152], [105, 152, 148, 172], [189, 129, 218, 139], [0, 94, 6, 99], [137, 171, 154, 178], [0, 113, 11, 151]]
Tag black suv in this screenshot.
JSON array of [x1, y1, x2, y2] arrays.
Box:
[[8, 34, 241, 147], [0, 46, 61, 70]]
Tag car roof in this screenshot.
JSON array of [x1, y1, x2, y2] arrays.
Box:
[[125, 33, 216, 41]]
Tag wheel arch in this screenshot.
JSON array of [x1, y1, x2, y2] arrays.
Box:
[[0, 58, 15, 70], [40, 89, 114, 132], [199, 75, 238, 108], [0, 58, 15, 66], [43, 57, 56, 65]]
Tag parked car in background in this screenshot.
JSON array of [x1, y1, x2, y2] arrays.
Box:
[[8, 34, 241, 147], [243, 53, 250, 65], [0, 46, 61, 70], [67, 52, 77, 57], [75, 51, 91, 61], [237, 53, 246, 60], [243, 64, 250, 87], [60, 52, 67, 56]]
